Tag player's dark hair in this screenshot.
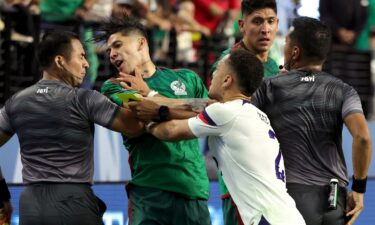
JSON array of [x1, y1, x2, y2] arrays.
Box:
[[94, 14, 148, 43], [227, 49, 264, 96], [241, 0, 277, 17], [289, 17, 332, 62], [37, 30, 79, 69]]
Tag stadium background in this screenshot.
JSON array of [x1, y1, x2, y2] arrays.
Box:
[[1, 0, 375, 224]]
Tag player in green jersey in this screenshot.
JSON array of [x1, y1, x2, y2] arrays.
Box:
[[96, 16, 211, 225], [210, 0, 279, 79], [209, 0, 279, 224]]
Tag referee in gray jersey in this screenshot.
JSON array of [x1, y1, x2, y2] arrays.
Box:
[[252, 17, 372, 225], [0, 31, 144, 225]]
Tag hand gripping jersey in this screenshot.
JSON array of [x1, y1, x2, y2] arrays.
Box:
[[101, 67, 210, 199], [188, 100, 305, 225]]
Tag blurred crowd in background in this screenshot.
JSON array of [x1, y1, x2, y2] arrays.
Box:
[[0, 0, 374, 119]]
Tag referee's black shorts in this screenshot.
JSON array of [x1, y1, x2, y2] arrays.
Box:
[[287, 183, 347, 225], [19, 183, 106, 225]]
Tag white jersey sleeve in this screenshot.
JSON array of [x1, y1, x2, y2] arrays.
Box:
[[188, 102, 237, 138]]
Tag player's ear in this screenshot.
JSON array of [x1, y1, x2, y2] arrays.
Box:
[[138, 37, 147, 51], [55, 56, 64, 69], [222, 74, 233, 88], [238, 19, 245, 33]]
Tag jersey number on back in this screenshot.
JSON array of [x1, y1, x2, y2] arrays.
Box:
[[269, 129, 285, 182]]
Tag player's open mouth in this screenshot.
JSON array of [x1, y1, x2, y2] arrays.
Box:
[[115, 60, 123, 68]]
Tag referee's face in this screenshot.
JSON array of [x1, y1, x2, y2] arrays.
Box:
[[63, 39, 89, 87]]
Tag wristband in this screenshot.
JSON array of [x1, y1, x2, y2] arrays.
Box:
[[0, 179, 10, 201], [147, 90, 159, 97], [158, 105, 169, 122], [351, 175, 367, 193]]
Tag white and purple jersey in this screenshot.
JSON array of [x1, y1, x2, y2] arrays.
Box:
[[188, 100, 305, 225]]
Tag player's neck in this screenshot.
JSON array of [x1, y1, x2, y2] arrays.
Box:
[[139, 59, 156, 78], [242, 40, 269, 62], [256, 51, 269, 63], [42, 70, 74, 86], [294, 65, 322, 73], [223, 92, 251, 102], [293, 61, 323, 73]]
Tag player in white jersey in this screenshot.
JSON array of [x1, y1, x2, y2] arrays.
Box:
[[141, 49, 306, 225]]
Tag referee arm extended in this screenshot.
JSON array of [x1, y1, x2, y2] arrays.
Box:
[[344, 112, 372, 225]]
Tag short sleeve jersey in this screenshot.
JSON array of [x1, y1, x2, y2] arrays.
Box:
[[0, 80, 119, 184], [252, 70, 363, 186], [212, 41, 280, 196], [101, 67, 210, 199], [188, 100, 305, 225]]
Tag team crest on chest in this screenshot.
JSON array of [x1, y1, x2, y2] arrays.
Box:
[[170, 80, 187, 95]]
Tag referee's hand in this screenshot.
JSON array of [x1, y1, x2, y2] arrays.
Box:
[[345, 191, 364, 225], [0, 200, 12, 225]]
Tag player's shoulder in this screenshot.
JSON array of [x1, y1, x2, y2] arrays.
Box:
[[101, 78, 118, 87], [204, 101, 241, 125], [100, 78, 123, 95], [164, 67, 198, 78], [76, 87, 103, 102]]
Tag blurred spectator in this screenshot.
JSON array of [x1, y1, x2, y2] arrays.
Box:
[[319, 0, 368, 47], [319, 0, 373, 118], [175, 0, 210, 62], [82, 0, 113, 22], [1, 0, 40, 90], [356, 0, 375, 50], [113, 0, 148, 18], [193, 0, 240, 36], [176, 0, 210, 36], [276, 0, 299, 36], [0, 1, 5, 32]]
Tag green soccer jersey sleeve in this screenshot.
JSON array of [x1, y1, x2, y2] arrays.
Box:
[[101, 79, 139, 106]]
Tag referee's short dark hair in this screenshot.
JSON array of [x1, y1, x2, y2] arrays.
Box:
[[227, 49, 264, 96], [289, 17, 332, 62], [241, 0, 277, 17], [37, 31, 79, 69]]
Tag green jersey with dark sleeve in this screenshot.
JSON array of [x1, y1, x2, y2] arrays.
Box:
[[101, 67, 210, 199], [211, 41, 280, 197]]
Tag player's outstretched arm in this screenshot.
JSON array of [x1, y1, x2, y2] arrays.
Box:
[[344, 112, 372, 225], [146, 119, 196, 142], [110, 107, 145, 138], [128, 100, 198, 122]]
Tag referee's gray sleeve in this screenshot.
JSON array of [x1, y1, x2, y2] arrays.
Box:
[[342, 84, 363, 119]]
